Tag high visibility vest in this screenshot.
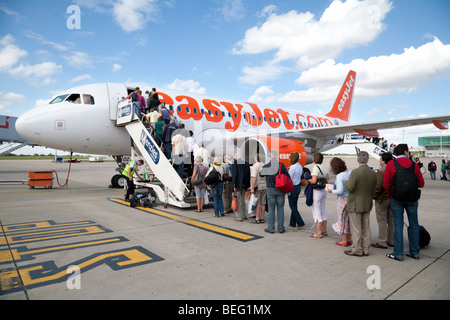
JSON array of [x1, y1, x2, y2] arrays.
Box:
[[122, 161, 137, 178]]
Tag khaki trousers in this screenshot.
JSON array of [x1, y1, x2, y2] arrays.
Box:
[[349, 211, 371, 255], [374, 199, 394, 246]]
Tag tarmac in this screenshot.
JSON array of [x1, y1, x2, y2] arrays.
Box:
[[0, 157, 449, 301]]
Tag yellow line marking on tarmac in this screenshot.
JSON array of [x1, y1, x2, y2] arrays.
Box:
[[0, 225, 111, 246], [109, 198, 261, 242]]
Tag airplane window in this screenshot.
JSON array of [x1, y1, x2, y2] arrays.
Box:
[[66, 94, 81, 104], [50, 94, 69, 104], [83, 94, 95, 105]]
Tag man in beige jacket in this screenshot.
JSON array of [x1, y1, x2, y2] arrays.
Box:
[[344, 151, 377, 257]]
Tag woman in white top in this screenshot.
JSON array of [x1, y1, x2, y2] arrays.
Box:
[[307, 152, 330, 238], [327, 157, 352, 247]]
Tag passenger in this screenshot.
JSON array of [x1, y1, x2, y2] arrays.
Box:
[[208, 157, 225, 217], [185, 131, 197, 176], [122, 159, 144, 201], [250, 153, 266, 224], [125, 87, 141, 115], [152, 116, 165, 147], [327, 157, 352, 247], [194, 142, 211, 168], [344, 151, 377, 257], [231, 153, 251, 222], [162, 118, 178, 160], [148, 93, 161, 114], [147, 88, 158, 108], [260, 150, 289, 233], [307, 152, 329, 238], [441, 159, 447, 180], [287, 152, 305, 229], [159, 103, 172, 124], [222, 155, 233, 214], [427, 160, 437, 180], [372, 152, 394, 249], [139, 90, 146, 115], [171, 123, 188, 178], [192, 156, 208, 212], [384, 144, 425, 261]]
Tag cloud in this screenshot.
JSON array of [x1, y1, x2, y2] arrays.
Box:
[[0, 34, 62, 84], [234, 0, 393, 84], [257, 5, 277, 18], [166, 79, 206, 94], [0, 34, 28, 71], [63, 51, 94, 69], [71, 74, 92, 83], [248, 37, 450, 106], [219, 0, 246, 22], [112, 63, 122, 73], [0, 91, 26, 111], [296, 37, 450, 100], [112, 0, 159, 32]]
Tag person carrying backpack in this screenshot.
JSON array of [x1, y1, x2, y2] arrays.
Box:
[[383, 144, 425, 261]]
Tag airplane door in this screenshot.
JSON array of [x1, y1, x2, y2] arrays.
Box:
[[106, 83, 128, 120]]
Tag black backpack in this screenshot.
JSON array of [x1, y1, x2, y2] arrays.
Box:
[[204, 167, 221, 185], [391, 159, 421, 202]]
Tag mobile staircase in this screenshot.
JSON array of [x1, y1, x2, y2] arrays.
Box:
[[116, 99, 192, 208]]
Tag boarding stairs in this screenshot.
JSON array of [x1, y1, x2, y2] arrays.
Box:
[[342, 133, 388, 159], [0, 142, 28, 156], [116, 99, 191, 208]]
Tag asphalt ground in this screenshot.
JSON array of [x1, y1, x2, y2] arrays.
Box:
[[0, 157, 449, 303]]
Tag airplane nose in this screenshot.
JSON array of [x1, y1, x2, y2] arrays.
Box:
[[15, 110, 41, 144]]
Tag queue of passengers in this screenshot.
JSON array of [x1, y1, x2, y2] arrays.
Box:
[[127, 89, 425, 261], [175, 144, 425, 261]]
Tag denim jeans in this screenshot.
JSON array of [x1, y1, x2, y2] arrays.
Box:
[[430, 171, 436, 180], [391, 198, 420, 258], [266, 187, 286, 232], [288, 184, 305, 227], [211, 182, 224, 217]]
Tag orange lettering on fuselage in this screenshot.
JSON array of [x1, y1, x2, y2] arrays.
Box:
[[277, 108, 294, 130], [245, 102, 263, 127], [203, 99, 224, 123], [175, 95, 203, 121], [157, 91, 174, 110], [221, 102, 243, 132], [264, 108, 281, 129]]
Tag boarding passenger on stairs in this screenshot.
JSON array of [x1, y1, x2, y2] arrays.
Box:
[[122, 159, 144, 201], [171, 123, 188, 177]]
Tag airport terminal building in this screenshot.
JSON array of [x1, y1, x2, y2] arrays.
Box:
[[418, 135, 450, 157]]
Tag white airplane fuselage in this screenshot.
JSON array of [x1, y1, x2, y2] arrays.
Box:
[[16, 82, 347, 167]]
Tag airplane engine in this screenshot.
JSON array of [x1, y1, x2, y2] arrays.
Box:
[[241, 136, 307, 168]]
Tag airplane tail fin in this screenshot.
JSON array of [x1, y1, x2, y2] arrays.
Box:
[[325, 70, 356, 122]]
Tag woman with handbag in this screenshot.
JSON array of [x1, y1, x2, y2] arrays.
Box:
[[191, 156, 208, 212], [260, 150, 290, 233], [308, 152, 330, 238]]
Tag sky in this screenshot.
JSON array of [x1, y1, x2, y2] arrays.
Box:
[[1, 0, 450, 155]]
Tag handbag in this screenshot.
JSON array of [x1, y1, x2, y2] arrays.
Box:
[[275, 164, 294, 193], [231, 193, 238, 211], [312, 165, 327, 189]]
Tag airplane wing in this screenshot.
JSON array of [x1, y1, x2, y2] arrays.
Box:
[[300, 114, 450, 138]]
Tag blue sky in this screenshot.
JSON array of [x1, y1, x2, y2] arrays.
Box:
[[1, 0, 450, 153]]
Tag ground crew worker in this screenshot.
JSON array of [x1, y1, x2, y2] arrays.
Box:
[[122, 159, 144, 201]]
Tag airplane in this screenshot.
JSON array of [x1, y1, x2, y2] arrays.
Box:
[[15, 70, 450, 191]]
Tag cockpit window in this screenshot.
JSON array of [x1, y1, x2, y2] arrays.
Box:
[[49, 93, 95, 105], [83, 94, 95, 105], [50, 94, 69, 104], [66, 94, 81, 104]]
